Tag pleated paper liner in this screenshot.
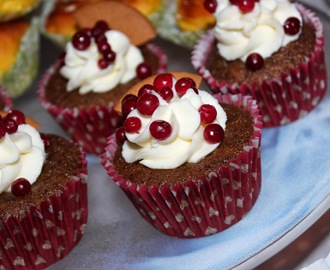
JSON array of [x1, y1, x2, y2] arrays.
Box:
[[0, 141, 88, 269], [102, 93, 263, 238], [191, 4, 327, 128], [38, 43, 167, 155], [0, 86, 13, 111]]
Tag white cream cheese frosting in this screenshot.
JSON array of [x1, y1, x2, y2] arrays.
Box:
[[214, 0, 302, 61], [60, 30, 144, 94], [0, 123, 45, 194], [122, 77, 227, 169]]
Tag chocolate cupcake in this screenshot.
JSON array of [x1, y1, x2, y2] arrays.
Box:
[[101, 72, 262, 238], [0, 86, 12, 111], [192, 1, 327, 127], [0, 110, 88, 269], [38, 1, 167, 155]]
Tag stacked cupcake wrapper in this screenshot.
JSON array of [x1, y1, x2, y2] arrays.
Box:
[[191, 4, 327, 127], [0, 151, 88, 269], [38, 43, 167, 155], [102, 94, 263, 238]]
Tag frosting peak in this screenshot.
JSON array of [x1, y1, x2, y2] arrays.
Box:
[[0, 112, 45, 194], [214, 0, 302, 61], [118, 73, 227, 169], [60, 28, 144, 94]]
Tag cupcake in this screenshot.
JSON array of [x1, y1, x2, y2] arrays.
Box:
[[101, 72, 263, 238], [0, 14, 39, 98], [0, 110, 88, 269], [192, 0, 327, 127], [38, 1, 167, 155], [0, 86, 12, 111]]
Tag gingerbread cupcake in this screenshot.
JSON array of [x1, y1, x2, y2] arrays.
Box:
[[0, 86, 12, 111], [101, 72, 263, 238], [0, 110, 88, 269], [38, 1, 167, 155], [192, 0, 327, 127]]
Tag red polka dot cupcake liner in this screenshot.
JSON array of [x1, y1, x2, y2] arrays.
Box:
[[38, 43, 167, 155], [101, 94, 263, 238], [0, 86, 13, 111], [0, 148, 88, 269], [191, 4, 327, 128]]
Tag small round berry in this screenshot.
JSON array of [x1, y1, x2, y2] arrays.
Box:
[[97, 40, 111, 54], [159, 86, 174, 101], [149, 120, 172, 141], [229, 0, 240, 5], [115, 127, 127, 143], [11, 178, 31, 197], [203, 124, 224, 144], [138, 84, 154, 96], [72, 30, 91, 50], [103, 50, 116, 63], [199, 104, 217, 124], [5, 110, 25, 125], [91, 20, 109, 38], [245, 53, 264, 71], [203, 0, 217, 13], [136, 63, 152, 80], [0, 120, 6, 138], [175, 77, 195, 95], [98, 58, 110, 69], [238, 0, 255, 13], [80, 27, 92, 36], [4, 118, 18, 134], [283, 17, 301, 35], [95, 33, 107, 43], [153, 73, 173, 92], [124, 117, 142, 133], [40, 133, 50, 148], [136, 93, 159, 116], [121, 95, 138, 117]]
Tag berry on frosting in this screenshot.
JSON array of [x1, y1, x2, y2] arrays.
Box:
[[203, 123, 224, 144], [159, 86, 174, 101], [203, 0, 217, 13], [4, 119, 18, 134], [11, 178, 31, 197], [153, 73, 174, 92], [199, 104, 217, 124], [72, 30, 91, 51], [115, 127, 127, 143], [0, 120, 5, 138], [230, 0, 256, 13], [138, 84, 154, 96], [136, 93, 159, 116], [124, 116, 142, 133], [91, 20, 110, 39], [175, 77, 196, 95], [245, 53, 264, 71], [121, 94, 138, 117], [6, 110, 26, 125], [149, 120, 172, 141], [283, 17, 301, 35]]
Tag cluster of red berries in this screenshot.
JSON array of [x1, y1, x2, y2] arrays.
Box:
[[0, 110, 26, 138], [72, 20, 117, 70], [116, 73, 224, 145]]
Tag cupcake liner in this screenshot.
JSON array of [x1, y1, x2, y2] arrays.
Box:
[[102, 94, 263, 238], [0, 86, 13, 111], [191, 4, 327, 127], [38, 43, 167, 155], [0, 147, 88, 269]]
